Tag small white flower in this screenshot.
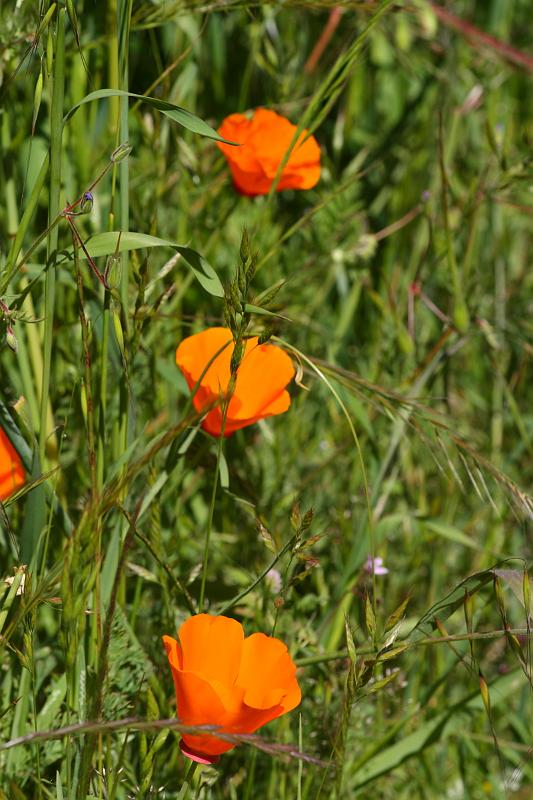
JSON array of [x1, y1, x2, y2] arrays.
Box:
[[265, 568, 282, 594], [364, 556, 389, 576]]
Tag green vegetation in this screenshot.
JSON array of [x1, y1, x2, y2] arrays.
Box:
[[0, 0, 531, 797]]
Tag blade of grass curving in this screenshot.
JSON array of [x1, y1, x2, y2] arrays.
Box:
[[64, 89, 238, 143], [57, 232, 224, 297]]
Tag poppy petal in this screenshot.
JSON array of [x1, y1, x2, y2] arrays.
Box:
[[217, 108, 320, 196], [175, 328, 294, 437], [178, 614, 244, 685], [238, 633, 300, 711], [163, 615, 301, 761], [0, 428, 25, 502], [176, 328, 233, 398], [231, 340, 295, 420], [174, 669, 235, 756]]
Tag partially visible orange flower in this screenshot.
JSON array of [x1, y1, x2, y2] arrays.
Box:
[[163, 614, 301, 764], [175, 327, 295, 437], [217, 108, 321, 196], [0, 428, 25, 502]]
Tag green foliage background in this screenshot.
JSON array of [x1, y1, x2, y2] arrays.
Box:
[[0, 0, 531, 797]]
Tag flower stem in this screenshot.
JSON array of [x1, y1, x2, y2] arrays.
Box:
[[198, 432, 224, 611]]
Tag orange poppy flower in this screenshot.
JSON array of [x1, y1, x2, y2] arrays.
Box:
[[0, 427, 25, 502], [175, 327, 295, 437], [163, 614, 301, 763], [217, 108, 321, 196]]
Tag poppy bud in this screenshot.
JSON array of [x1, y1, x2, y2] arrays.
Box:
[[80, 191, 93, 214]]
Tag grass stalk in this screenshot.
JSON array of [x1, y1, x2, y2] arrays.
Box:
[[198, 432, 224, 610], [39, 6, 66, 466]]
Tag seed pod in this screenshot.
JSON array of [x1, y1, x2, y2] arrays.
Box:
[[112, 309, 125, 358], [66, 0, 80, 46], [32, 70, 43, 132], [478, 672, 490, 715], [110, 142, 132, 163], [38, 2, 57, 37], [46, 29, 53, 77], [6, 326, 18, 353], [80, 380, 88, 423], [105, 254, 122, 290]]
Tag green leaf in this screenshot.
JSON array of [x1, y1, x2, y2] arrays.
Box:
[[58, 231, 177, 261], [175, 246, 224, 298], [424, 520, 483, 552], [58, 232, 224, 297], [64, 88, 238, 144], [56, 771, 64, 800], [244, 303, 292, 322], [37, 674, 67, 731]]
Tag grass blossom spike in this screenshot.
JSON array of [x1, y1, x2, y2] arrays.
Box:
[[163, 614, 301, 763]]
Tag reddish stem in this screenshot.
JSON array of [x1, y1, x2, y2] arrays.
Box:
[[430, 3, 533, 72], [305, 7, 345, 74]]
